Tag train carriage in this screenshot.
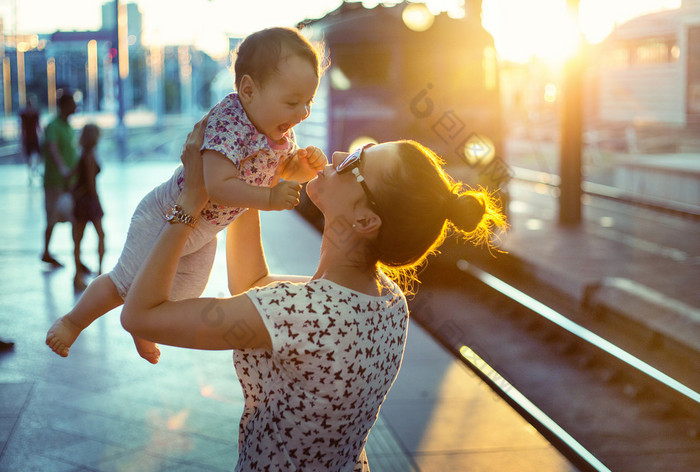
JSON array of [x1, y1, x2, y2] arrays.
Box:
[[294, 1, 508, 229]]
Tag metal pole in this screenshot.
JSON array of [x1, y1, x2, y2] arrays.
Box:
[[0, 18, 4, 120], [150, 45, 164, 129], [115, 0, 127, 160], [558, 0, 583, 226], [47, 57, 56, 115], [3, 57, 11, 117], [17, 45, 25, 109], [87, 40, 98, 112], [178, 46, 192, 116]]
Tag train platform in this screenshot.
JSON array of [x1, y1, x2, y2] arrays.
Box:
[[483, 173, 700, 360], [0, 161, 579, 471]]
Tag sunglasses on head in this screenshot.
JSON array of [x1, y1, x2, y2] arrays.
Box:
[[336, 143, 378, 209]]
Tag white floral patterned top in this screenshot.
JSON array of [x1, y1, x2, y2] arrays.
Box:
[[234, 277, 409, 471], [175, 92, 297, 227]]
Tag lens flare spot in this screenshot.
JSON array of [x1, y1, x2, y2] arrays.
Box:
[[402, 3, 435, 32], [166, 409, 189, 431], [200, 384, 215, 397]]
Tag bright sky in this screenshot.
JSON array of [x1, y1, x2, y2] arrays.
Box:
[[0, 0, 683, 62]]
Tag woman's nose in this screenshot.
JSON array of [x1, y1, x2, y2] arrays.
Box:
[[331, 152, 347, 169]]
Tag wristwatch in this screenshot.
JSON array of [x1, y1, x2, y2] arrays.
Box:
[[165, 205, 198, 228]]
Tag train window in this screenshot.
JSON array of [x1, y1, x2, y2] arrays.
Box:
[[603, 37, 679, 68]]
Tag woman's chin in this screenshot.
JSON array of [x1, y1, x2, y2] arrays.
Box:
[[305, 184, 322, 210], [306, 189, 318, 207]]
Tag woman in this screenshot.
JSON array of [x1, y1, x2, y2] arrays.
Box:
[[121, 116, 506, 471]]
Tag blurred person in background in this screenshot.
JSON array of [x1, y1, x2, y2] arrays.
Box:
[[40, 93, 77, 268], [19, 96, 42, 184], [71, 124, 105, 291]]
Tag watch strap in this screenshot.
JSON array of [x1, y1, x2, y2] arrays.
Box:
[[167, 205, 198, 228]]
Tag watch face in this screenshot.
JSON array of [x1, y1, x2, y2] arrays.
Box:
[[165, 207, 177, 221]]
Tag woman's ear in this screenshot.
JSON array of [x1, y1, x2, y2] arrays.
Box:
[[353, 211, 381, 235], [238, 75, 256, 103]]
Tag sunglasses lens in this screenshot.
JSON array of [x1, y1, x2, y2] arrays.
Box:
[[337, 149, 361, 173]]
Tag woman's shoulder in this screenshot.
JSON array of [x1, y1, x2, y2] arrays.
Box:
[[308, 277, 405, 304], [246, 281, 313, 316], [249, 280, 308, 299], [250, 277, 406, 307]]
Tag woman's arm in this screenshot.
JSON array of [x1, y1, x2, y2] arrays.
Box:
[[226, 209, 269, 296], [121, 117, 272, 351], [225, 209, 311, 296]]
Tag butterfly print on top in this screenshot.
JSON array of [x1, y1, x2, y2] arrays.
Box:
[[233, 277, 409, 471]]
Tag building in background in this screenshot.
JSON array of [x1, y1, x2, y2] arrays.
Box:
[[497, 0, 699, 155], [588, 0, 700, 151], [0, 0, 219, 121], [592, 0, 700, 128]]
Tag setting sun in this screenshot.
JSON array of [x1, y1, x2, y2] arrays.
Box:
[[481, 0, 683, 63]]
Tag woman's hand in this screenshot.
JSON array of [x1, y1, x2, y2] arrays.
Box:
[[178, 113, 211, 215]]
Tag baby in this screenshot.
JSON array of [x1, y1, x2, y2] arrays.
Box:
[[46, 27, 326, 363]]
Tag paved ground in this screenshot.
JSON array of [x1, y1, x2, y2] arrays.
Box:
[[0, 160, 577, 472]]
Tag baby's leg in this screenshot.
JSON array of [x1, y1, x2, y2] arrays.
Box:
[[127, 236, 217, 363], [171, 236, 218, 300], [108, 187, 170, 364], [46, 274, 123, 357]]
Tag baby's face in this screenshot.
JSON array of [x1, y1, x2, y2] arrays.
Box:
[[246, 54, 319, 142]]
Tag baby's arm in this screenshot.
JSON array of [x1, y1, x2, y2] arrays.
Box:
[[202, 150, 301, 211]]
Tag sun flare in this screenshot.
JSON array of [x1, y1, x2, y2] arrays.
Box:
[[481, 0, 683, 63]]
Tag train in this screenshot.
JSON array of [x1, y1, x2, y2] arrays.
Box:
[[293, 1, 509, 230]]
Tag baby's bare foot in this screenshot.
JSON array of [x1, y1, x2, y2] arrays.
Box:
[[46, 316, 83, 357], [133, 336, 160, 364]]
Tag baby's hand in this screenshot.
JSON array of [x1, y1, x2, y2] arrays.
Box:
[[268, 180, 302, 211], [299, 146, 327, 173], [280, 146, 327, 183]]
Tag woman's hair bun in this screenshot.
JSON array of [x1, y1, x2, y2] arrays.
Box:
[[445, 193, 485, 233]]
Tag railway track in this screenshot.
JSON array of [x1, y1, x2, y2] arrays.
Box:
[[409, 261, 700, 472]]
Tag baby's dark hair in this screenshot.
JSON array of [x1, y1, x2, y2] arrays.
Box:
[[79, 124, 100, 151], [372, 140, 507, 293], [234, 27, 326, 90]]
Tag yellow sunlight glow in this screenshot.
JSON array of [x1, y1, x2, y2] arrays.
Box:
[[482, 0, 683, 63]]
